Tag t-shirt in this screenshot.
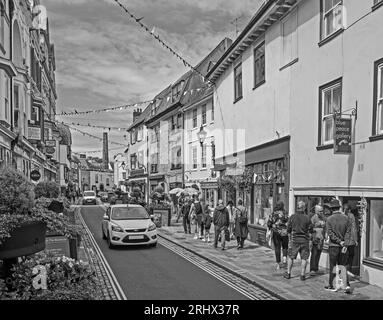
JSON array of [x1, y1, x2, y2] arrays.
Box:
[[287, 212, 313, 244]]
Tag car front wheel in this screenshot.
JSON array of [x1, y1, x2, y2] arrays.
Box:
[[149, 242, 157, 248], [102, 226, 107, 240], [107, 233, 114, 249]]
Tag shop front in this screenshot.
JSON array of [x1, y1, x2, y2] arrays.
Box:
[[246, 137, 290, 247], [292, 188, 383, 288], [149, 174, 166, 194], [200, 181, 218, 207]]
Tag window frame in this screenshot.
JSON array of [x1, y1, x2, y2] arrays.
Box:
[[192, 146, 198, 169], [202, 104, 207, 125], [201, 144, 207, 168], [130, 153, 137, 171], [254, 42, 266, 89], [372, 58, 383, 138], [234, 62, 243, 102], [192, 108, 198, 129], [281, 8, 298, 68], [317, 77, 343, 148], [320, 0, 343, 41]]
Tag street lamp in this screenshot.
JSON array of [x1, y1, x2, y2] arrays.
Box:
[[120, 161, 127, 170], [197, 125, 207, 146]]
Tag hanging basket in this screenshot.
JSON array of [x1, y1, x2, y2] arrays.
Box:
[[0, 221, 47, 260]]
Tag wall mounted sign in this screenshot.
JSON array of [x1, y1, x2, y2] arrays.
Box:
[[30, 170, 41, 181], [334, 117, 352, 154]]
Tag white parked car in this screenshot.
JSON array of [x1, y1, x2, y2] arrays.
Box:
[[82, 190, 97, 205], [101, 204, 157, 248]]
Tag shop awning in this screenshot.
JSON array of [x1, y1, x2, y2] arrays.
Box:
[[212, 163, 236, 172]]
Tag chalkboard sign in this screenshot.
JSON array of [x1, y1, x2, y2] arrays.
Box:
[[256, 229, 267, 247], [45, 236, 71, 259], [152, 208, 171, 227]]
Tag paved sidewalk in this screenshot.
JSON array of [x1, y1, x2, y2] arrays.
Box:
[[158, 221, 383, 300]]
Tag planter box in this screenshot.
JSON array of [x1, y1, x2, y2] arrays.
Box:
[[0, 221, 47, 260]]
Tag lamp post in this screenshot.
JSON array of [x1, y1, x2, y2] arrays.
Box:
[[197, 125, 207, 147]]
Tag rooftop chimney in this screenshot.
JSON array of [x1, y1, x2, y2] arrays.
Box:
[[133, 108, 142, 122]]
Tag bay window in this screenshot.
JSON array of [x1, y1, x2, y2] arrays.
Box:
[[368, 200, 383, 262]]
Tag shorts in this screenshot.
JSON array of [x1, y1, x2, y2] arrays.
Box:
[[288, 242, 310, 260]]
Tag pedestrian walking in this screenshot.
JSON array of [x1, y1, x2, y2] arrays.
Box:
[[189, 195, 204, 239], [309, 205, 326, 274], [284, 201, 313, 281], [213, 199, 230, 250], [233, 199, 249, 249], [176, 195, 184, 223], [324, 199, 352, 293], [267, 200, 289, 269], [342, 204, 359, 278], [203, 201, 213, 243], [227, 200, 235, 240], [182, 196, 192, 234]]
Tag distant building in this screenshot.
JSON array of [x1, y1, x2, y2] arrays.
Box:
[[79, 155, 114, 193]]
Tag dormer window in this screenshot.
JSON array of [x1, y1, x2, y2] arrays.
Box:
[[172, 80, 185, 102]]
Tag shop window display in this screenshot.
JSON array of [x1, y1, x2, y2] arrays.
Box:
[[369, 200, 383, 261]]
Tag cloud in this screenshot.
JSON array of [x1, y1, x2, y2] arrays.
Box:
[[42, 0, 264, 156]]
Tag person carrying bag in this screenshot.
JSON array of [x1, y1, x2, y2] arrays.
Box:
[[233, 199, 249, 249]]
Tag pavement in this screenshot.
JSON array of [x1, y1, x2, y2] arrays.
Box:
[[158, 217, 383, 300]]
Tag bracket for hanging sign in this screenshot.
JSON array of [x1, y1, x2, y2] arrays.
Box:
[[334, 101, 358, 120]]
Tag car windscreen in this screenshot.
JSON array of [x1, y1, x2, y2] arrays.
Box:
[[84, 191, 95, 197], [111, 207, 149, 220]]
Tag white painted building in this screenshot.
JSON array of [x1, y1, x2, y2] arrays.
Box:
[[207, 0, 383, 289]]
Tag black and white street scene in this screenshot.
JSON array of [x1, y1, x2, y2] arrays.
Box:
[[1, 0, 383, 303]]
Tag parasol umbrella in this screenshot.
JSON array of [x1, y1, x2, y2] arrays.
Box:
[[169, 188, 184, 195], [178, 187, 199, 197]]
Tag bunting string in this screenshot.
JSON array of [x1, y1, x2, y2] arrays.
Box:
[[73, 146, 124, 155], [66, 124, 127, 147], [56, 120, 129, 132], [56, 86, 208, 117], [57, 100, 153, 116], [113, 0, 213, 85]]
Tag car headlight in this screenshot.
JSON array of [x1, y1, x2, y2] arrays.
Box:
[[111, 224, 124, 233], [148, 223, 156, 231]]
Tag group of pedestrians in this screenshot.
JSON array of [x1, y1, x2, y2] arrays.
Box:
[[267, 198, 358, 293], [179, 196, 249, 251]]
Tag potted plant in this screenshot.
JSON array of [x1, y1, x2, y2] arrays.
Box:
[[0, 167, 80, 260]]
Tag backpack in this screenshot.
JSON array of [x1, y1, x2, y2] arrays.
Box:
[[194, 202, 203, 215]]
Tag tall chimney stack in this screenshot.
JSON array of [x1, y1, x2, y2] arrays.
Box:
[[103, 132, 109, 170]]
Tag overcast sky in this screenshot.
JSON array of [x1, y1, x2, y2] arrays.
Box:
[[43, 0, 264, 159]]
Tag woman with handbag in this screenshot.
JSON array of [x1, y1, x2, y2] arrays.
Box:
[[234, 199, 249, 249], [267, 200, 289, 270]]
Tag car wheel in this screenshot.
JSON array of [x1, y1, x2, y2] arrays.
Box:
[[107, 233, 114, 249], [102, 227, 107, 240], [149, 242, 157, 248]]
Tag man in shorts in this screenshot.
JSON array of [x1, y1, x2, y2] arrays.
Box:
[[284, 201, 314, 281]]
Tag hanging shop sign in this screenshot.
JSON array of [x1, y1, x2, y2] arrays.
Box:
[[28, 126, 42, 141], [334, 117, 352, 154], [45, 146, 55, 155], [45, 140, 56, 147]]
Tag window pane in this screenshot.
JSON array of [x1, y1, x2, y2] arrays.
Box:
[[323, 90, 332, 115], [324, 0, 334, 12], [379, 66, 383, 99], [325, 12, 334, 36], [324, 117, 333, 142], [369, 200, 383, 261], [379, 101, 383, 132], [333, 85, 342, 112]]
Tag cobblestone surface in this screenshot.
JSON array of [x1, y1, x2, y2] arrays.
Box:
[[74, 206, 118, 300]]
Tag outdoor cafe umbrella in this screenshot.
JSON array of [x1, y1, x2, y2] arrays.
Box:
[[177, 187, 199, 197], [169, 188, 184, 195]]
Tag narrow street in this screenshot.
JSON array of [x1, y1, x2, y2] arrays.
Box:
[[80, 205, 248, 300]]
